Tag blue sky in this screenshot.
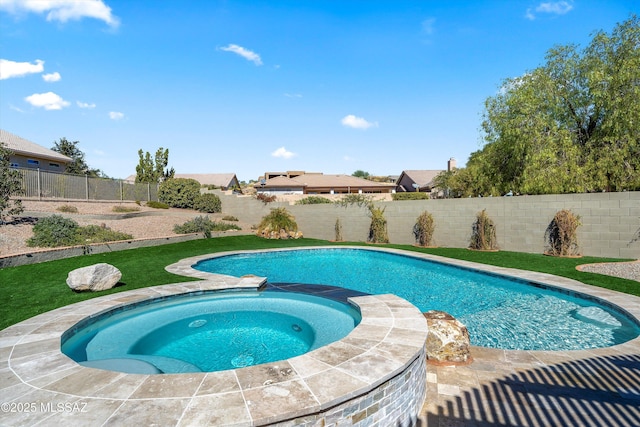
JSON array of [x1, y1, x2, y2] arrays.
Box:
[[1, 1, 637, 182]]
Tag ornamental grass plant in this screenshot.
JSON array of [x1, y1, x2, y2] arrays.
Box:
[[545, 209, 581, 257], [256, 207, 301, 239], [413, 211, 435, 247], [368, 206, 389, 244], [469, 209, 498, 251]]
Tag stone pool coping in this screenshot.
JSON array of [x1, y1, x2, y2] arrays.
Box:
[[0, 263, 428, 426]]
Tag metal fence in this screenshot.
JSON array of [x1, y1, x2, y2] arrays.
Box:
[[16, 168, 159, 201]]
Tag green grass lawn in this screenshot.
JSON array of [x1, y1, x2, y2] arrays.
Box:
[[1, 235, 637, 330]]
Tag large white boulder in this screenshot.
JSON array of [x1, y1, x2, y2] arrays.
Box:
[[67, 263, 122, 292]]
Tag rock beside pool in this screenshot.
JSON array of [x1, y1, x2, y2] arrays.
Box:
[[423, 310, 472, 365], [67, 263, 122, 292]]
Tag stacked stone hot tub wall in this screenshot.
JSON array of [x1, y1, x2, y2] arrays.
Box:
[[280, 348, 426, 427]]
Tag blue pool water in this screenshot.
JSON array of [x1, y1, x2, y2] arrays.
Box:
[[194, 248, 640, 351], [62, 290, 360, 373]]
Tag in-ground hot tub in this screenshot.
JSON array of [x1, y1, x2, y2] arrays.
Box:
[[62, 290, 362, 374], [0, 273, 428, 426]]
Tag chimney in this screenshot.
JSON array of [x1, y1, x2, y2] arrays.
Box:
[[447, 157, 457, 172]]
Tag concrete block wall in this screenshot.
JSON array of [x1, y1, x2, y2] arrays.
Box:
[[216, 191, 640, 259]]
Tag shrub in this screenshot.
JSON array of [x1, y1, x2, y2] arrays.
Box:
[[193, 193, 222, 213], [295, 196, 332, 205], [413, 211, 435, 247], [222, 215, 238, 221], [57, 205, 78, 213], [392, 192, 430, 201], [158, 178, 201, 208], [256, 193, 277, 205], [27, 215, 136, 248], [173, 216, 240, 238], [368, 205, 389, 244], [545, 209, 581, 256], [174, 216, 215, 236], [0, 142, 24, 224], [335, 194, 372, 208], [146, 201, 169, 209], [76, 225, 133, 243], [112, 205, 140, 213], [469, 209, 498, 251], [256, 207, 301, 239], [214, 222, 242, 232], [27, 215, 79, 247]]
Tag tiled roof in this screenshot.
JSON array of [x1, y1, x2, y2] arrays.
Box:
[[0, 129, 72, 163], [258, 173, 396, 189], [257, 175, 304, 188]]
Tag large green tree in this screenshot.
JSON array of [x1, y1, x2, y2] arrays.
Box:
[[352, 170, 370, 179], [474, 15, 640, 195], [51, 138, 104, 177], [135, 147, 174, 184], [0, 143, 24, 224], [433, 151, 497, 198]]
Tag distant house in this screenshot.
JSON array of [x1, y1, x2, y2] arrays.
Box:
[[396, 158, 456, 195], [255, 171, 396, 195], [0, 129, 72, 172], [396, 170, 443, 193], [174, 173, 240, 190]]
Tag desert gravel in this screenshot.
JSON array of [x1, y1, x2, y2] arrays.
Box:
[[578, 261, 640, 282], [0, 200, 251, 258]]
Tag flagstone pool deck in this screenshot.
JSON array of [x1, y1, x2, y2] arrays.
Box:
[[1, 249, 639, 426]]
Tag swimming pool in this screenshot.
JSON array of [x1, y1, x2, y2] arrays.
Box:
[[194, 248, 640, 351], [61, 290, 361, 373]]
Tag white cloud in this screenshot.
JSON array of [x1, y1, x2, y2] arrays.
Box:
[[220, 44, 263, 65], [271, 146, 296, 159], [284, 93, 302, 98], [0, 0, 120, 27], [526, 1, 573, 20], [109, 111, 124, 120], [421, 17, 436, 35], [341, 114, 378, 130], [42, 71, 61, 82], [0, 59, 44, 79], [24, 91, 70, 110], [77, 101, 96, 109]]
